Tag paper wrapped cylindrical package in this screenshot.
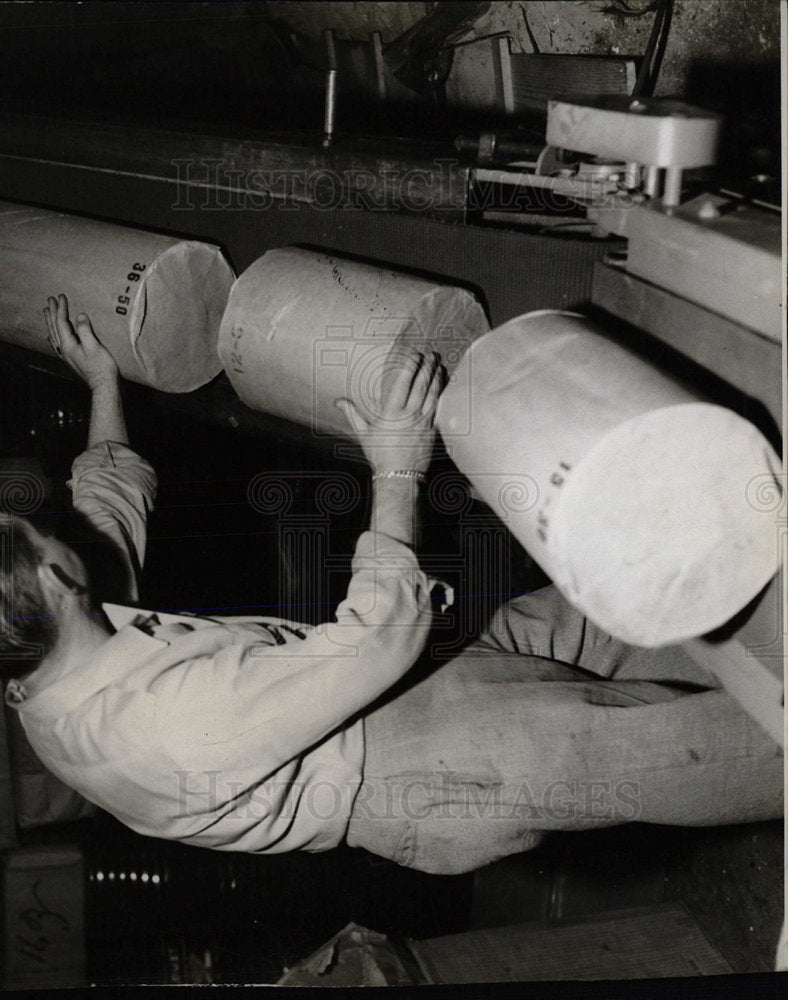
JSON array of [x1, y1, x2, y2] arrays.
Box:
[[436, 310, 783, 647], [218, 247, 489, 437], [0, 201, 234, 392]]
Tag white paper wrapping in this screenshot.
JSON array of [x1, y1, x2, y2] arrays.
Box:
[[218, 247, 489, 437], [0, 201, 234, 392], [436, 310, 783, 647]]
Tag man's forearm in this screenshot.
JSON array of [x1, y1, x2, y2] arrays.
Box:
[[370, 477, 419, 547], [88, 376, 128, 448]]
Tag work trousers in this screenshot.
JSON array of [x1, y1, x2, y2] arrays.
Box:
[[346, 586, 783, 874]]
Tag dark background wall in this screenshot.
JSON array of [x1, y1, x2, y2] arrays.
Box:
[[0, 2, 780, 142]]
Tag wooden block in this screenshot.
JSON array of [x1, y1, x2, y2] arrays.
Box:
[[591, 262, 782, 427], [683, 572, 784, 748], [493, 36, 515, 115], [411, 903, 733, 983], [443, 35, 504, 113]]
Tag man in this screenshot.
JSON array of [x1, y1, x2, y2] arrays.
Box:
[[1, 295, 781, 875]]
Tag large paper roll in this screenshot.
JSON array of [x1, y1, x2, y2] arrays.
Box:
[[436, 310, 783, 647], [0, 201, 234, 392], [218, 247, 489, 437]]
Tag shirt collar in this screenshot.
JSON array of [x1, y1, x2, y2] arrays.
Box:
[[6, 605, 224, 718], [102, 603, 219, 632]]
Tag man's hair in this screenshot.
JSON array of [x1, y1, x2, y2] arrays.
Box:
[[0, 517, 58, 677]]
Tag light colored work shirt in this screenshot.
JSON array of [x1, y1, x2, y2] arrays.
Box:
[[8, 442, 434, 854]]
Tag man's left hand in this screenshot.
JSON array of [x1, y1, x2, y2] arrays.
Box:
[[44, 293, 119, 390]]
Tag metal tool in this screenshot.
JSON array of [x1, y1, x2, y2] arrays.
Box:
[[323, 30, 337, 148]]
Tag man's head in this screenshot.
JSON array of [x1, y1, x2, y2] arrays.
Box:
[[0, 516, 89, 676]]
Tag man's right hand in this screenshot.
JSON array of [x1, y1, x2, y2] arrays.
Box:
[[335, 349, 444, 474]]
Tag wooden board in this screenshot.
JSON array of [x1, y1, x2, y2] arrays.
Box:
[[591, 262, 782, 435], [411, 903, 733, 983]]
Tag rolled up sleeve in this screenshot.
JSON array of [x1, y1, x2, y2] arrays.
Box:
[[69, 441, 157, 601]]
